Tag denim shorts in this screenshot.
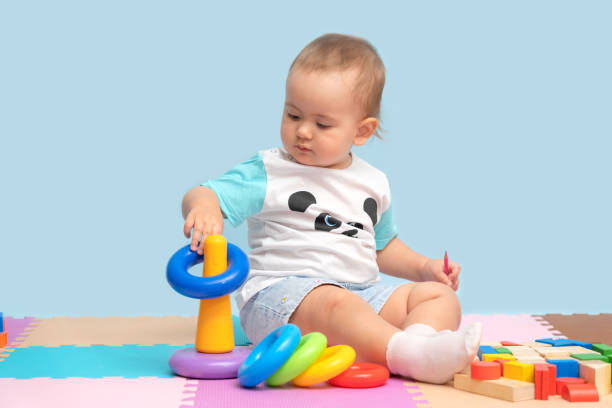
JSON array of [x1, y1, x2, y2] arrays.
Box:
[[239, 276, 403, 345]]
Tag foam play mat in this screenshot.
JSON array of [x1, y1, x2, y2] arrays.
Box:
[[1, 314, 611, 407]]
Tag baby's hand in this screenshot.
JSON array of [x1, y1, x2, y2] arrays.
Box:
[[422, 258, 461, 291], [183, 206, 224, 255]]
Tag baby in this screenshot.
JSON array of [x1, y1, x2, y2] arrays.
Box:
[[182, 33, 481, 384]]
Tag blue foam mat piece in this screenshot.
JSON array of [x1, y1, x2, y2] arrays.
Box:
[[0, 345, 184, 379]]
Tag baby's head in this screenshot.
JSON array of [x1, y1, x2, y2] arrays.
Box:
[[281, 33, 386, 169]]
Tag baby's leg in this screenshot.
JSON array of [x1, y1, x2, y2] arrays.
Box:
[[289, 284, 401, 366], [380, 282, 481, 384], [378, 282, 461, 331]]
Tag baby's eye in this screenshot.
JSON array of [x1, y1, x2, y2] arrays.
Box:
[[287, 112, 300, 120], [317, 122, 331, 129]]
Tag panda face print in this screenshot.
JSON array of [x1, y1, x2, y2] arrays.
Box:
[[288, 191, 378, 238]]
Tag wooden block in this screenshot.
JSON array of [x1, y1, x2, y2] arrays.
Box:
[[523, 341, 551, 348], [501, 341, 523, 346], [503, 361, 535, 382], [562, 383, 599, 402], [534, 347, 572, 358], [548, 359, 579, 377], [471, 361, 502, 380], [0, 331, 7, 348], [535, 363, 550, 400], [495, 347, 512, 354], [572, 353, 608, 362], [579, 360, 611, 396], [556, 377, 585, 395], [505, 345, 537, 353], [478, 345, 498, 360], [547, 363, 557, 395], [483, 353, 516, 362], [453, 373, 535, 402], [517, 356, 547, 365], [592, 344, 612, 356]]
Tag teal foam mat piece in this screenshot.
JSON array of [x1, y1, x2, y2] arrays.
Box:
[[232, 315, 251, 346], [0, 345, 183, 379]]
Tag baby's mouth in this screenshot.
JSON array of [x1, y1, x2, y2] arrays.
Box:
[[297, 145, 312, 152]]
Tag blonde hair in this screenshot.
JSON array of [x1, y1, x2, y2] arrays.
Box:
[[289, 33, 386, 138]]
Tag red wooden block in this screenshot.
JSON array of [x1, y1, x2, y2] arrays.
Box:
[[561, 383, 599, 402], [534, 364, 550, 400], [546, 363, 557, 395], [556, 377, 585, 395], [471, 361, 502, 380], [501, 341, 522, 346], [0, 331, 7, 348]]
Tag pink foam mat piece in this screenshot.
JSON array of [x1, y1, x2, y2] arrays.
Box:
[[459, 314, 566, 343], [182, 377, 426, 408], [3, 317, 38, 346], [0, 377, 187, 408]]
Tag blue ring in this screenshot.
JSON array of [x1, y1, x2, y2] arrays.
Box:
[[166, 243, 249, 299], [238, 324, 301, 388]]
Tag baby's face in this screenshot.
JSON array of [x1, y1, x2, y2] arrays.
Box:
[[281, 68, 368, 169]]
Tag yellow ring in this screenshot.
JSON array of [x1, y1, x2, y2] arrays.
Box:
[[291, 345, 356, 387]]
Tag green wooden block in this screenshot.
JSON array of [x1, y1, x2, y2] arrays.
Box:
[[592, 344, 612, 356], [571, 353, 609, 362], [495, 347, 512, 355]]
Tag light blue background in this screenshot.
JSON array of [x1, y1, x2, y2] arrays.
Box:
[[1, 1, 610, 318]]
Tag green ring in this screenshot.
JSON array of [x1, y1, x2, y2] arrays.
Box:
[[266, 332, 327, 386]]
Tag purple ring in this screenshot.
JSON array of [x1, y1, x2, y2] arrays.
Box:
[[169, 346, 251, 379]]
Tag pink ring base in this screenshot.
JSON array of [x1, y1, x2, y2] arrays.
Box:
[[169, 346, 251, 379]]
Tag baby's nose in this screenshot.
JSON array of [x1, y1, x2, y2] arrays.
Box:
[[296, 124, 313, 139]]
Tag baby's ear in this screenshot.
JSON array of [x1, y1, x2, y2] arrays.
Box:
[[354, 117, 378, 146], [288, 191, 316, 212]]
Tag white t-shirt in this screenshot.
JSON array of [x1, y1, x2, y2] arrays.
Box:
[[204, 147, 398, 310]]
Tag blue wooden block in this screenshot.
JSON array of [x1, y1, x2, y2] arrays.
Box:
[[0, 312, 3, 332], [478, 345, 498, 360], [568, 339, 593, 349], [535, 338, 556, 345], [546, 359, 579, 378], [535, 338, 591, 348]]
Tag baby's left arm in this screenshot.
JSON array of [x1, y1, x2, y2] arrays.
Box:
[[376, 238, 460, 291]]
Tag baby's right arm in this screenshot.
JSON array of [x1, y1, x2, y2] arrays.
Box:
[[182, 186, 224, 255]]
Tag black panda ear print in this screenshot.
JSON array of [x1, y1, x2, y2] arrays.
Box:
[[288, 191, 316, 212], [363, 198, 378, 226]]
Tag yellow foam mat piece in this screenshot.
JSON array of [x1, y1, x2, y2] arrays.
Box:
[[16, 316, 198, 347]]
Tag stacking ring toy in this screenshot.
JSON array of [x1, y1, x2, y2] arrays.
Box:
[[238, 324, 301, 388], [266, 332, 327, 386], [328, 362, 390, 388], [167, 236, 250, 379], [292, 344, 356, 387], [167, 243, 249, 299]]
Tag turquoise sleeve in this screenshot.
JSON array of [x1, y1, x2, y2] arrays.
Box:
[[202, 153, 267, 227], [374, 202, 399, 250]]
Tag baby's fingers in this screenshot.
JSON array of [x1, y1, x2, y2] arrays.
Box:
[[183, 214, 195, 238]]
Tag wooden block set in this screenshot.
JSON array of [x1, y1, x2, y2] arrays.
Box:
[[0, 312, 7, 348], [454, 337, 612, 402]]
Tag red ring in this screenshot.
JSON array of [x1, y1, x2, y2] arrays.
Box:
[[327, 362, 390, 388]]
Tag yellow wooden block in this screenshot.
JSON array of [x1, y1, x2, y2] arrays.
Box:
[[503, 361, 535, 382], [579, 360, 611, 396], [482, 353, 516, 362], [453, 373, 535, 402]]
